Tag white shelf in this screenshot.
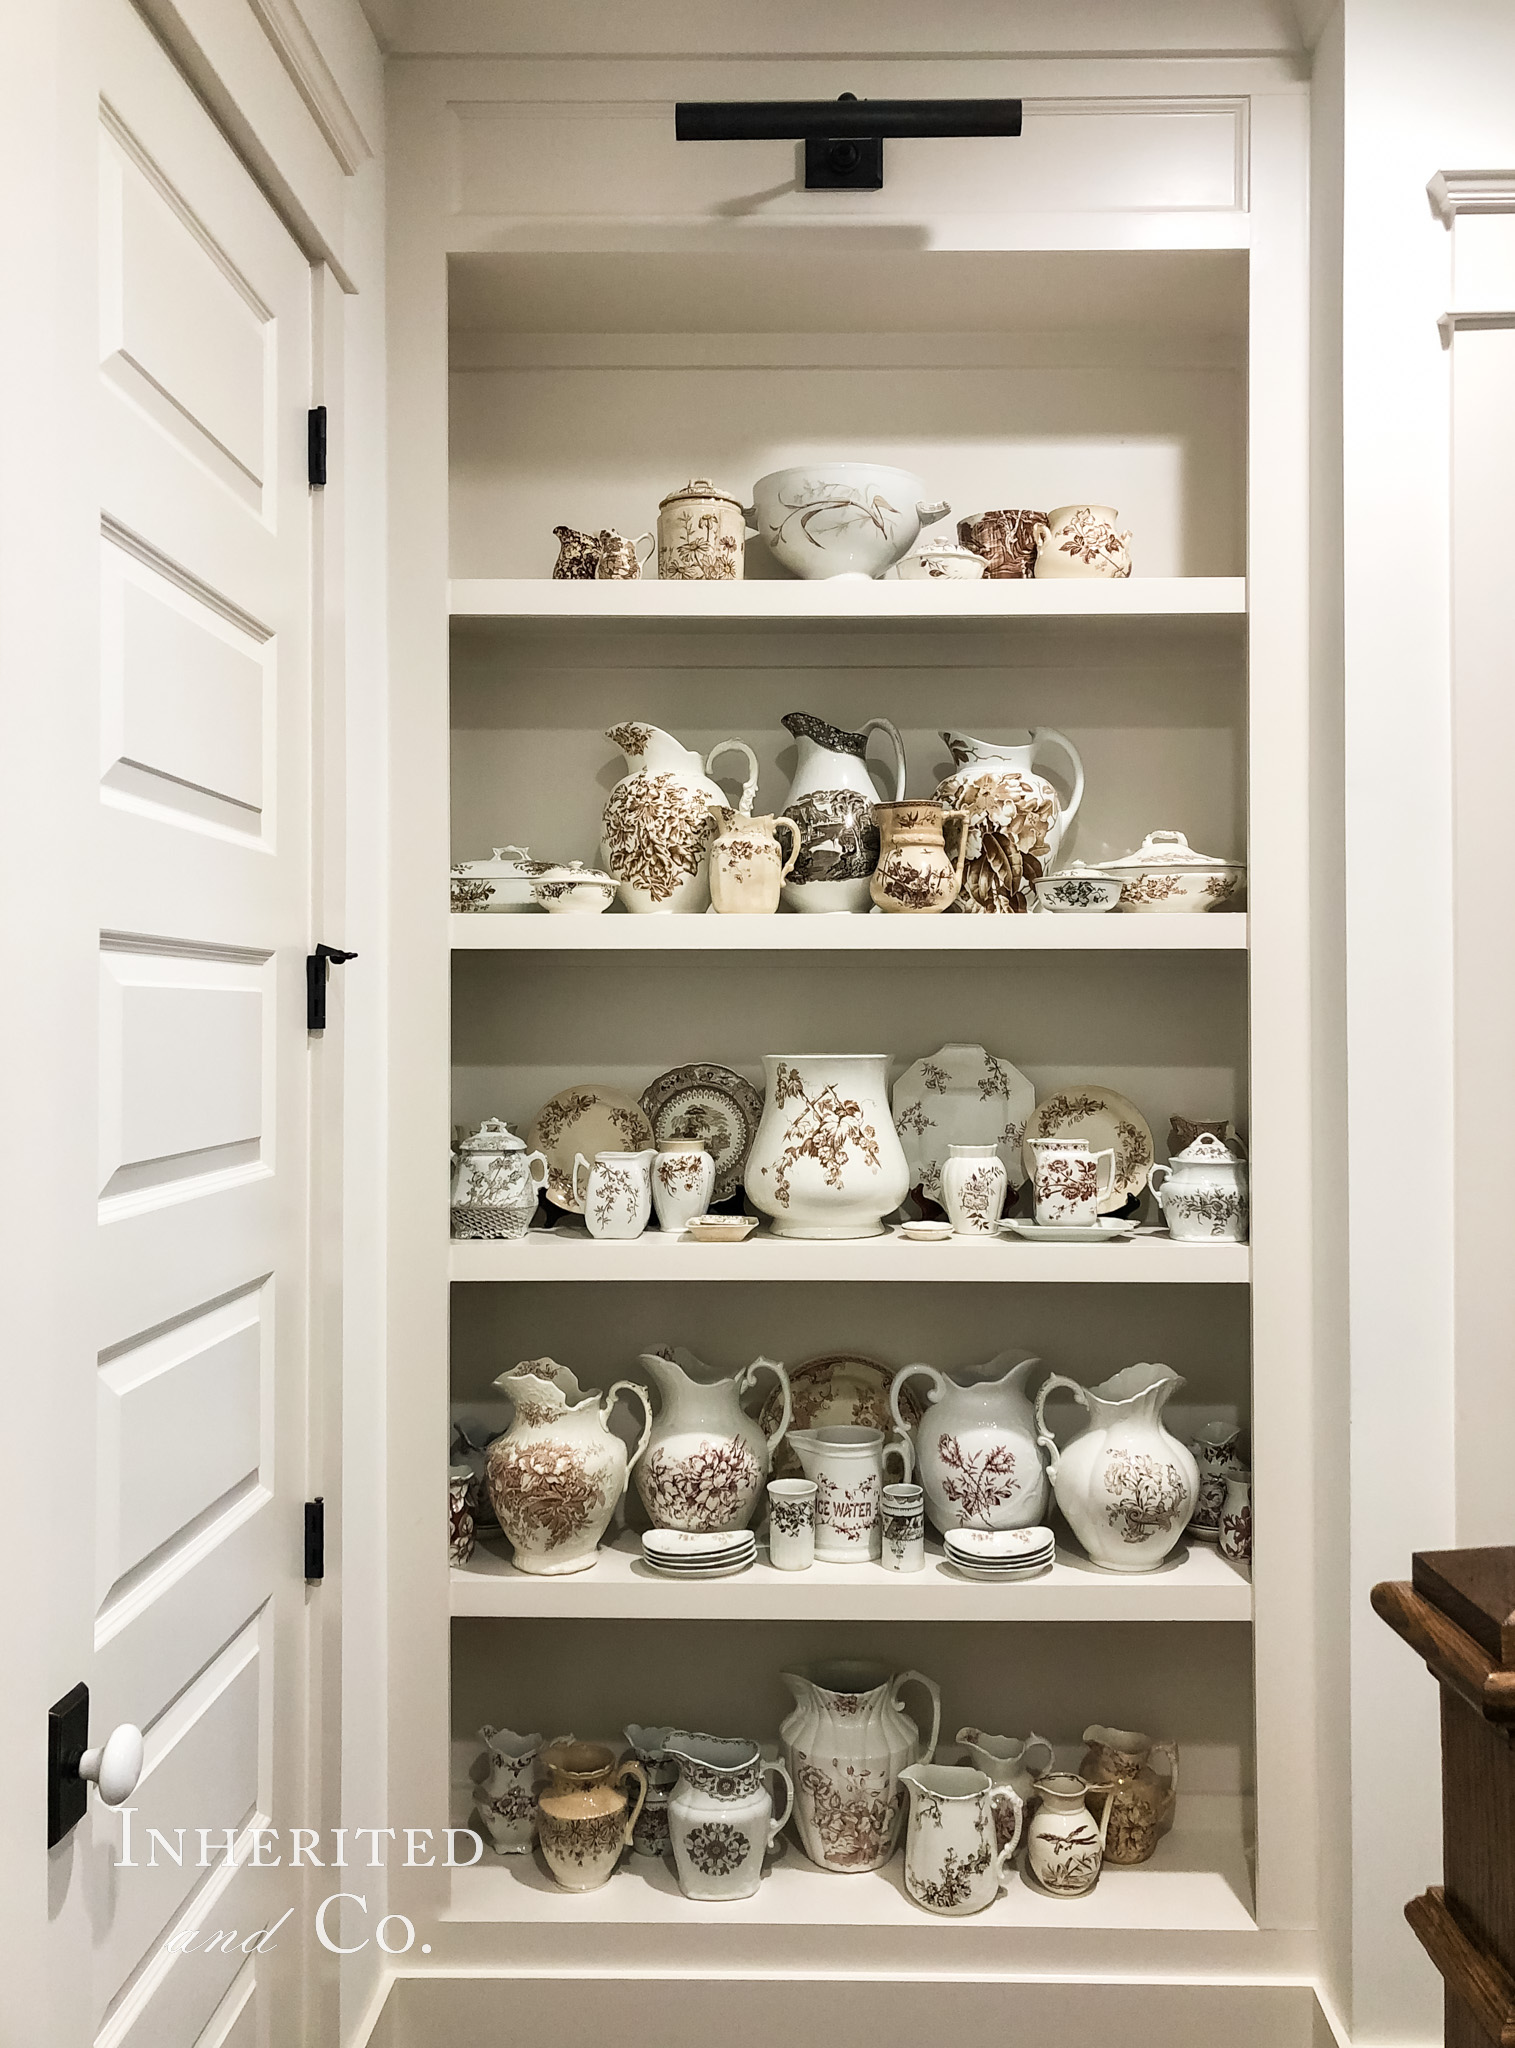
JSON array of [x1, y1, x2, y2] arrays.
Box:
[[447, 1226, 1251, 1285], [451, 1530, 1252, 1623], [449, 576, 1246, 622], [444, 1797, 1255, 1936], [452, 912, 1248, 952]]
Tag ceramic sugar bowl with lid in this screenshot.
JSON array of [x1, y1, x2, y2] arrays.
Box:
[[451, 1119, 548, 1239], [1147, 1132, 1249, 1242], [657, 478, 746, 580]]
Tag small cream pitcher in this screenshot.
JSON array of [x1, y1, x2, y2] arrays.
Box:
[[787, 1425, 914, 1562]]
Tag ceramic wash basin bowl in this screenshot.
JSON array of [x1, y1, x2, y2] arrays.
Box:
[[746, 464, 949, 580]]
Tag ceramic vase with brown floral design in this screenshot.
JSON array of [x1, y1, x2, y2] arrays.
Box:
[[932, 729, 1085, 913], [536, 1741, 647, 1891], [601, 724, 757, 915], [744, 1053, 910, 1239], [1033, 1363, 1199, 1573]]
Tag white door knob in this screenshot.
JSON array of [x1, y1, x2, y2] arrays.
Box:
[[79, 1725, 144, 1806]]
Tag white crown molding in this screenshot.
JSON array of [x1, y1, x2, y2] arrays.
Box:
[[1428, 169, 1515, 225], [247, 0, 374, 173]]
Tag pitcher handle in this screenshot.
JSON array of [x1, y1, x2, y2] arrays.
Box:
[[1092, 1147, 1117, 1201], [602, 1379, 655, 1477], [706, 738, 760, 816], [764, 1758, 795, 1848], [989, 1785, 1025, 1886], [864, 717, 908, 803], [890, 1362, 943, 1435], [884, 1431, 915, 1488], [741, 1356, 792, 1463], [615, 1758, 648, 1845], [773, 815, 801, 879], [571, 1152, 593, 1208], [1023, 1733, 1056, 1780], [1033, 1372, 1089, 1481], [1152, 1741, 1180, 1820], [525, 1149, 549, 1189], [892, 1669, 942, 1765], [1031, 727, 1085, 829], [634, 530, 657, 569]]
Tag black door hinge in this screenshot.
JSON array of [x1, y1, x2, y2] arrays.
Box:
[[306, 944, 356, 1031], [308, 406, 327, 489], [48, 1683, 91, 1849], [305, 1499, 325, 1582]]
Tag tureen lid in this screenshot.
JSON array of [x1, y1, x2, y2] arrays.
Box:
[[659, 476, 743, 511], [1047, 861, 1118, 880], [451, 845, 552, 878], [459, 1117, 527, 1154], [1169, 1131, 1242, 1166], [533, 860, 616, 886], [1105, 830, 1240, 872]]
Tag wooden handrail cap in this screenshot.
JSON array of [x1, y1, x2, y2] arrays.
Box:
[[1374, 1574, 1515, 1725], [1412, 1547, 1515, 1667]]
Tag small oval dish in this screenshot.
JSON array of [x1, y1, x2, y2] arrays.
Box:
[[1104, 831, 1246, 913], [899, 1220, 955, 1241], [684, 1214, 759, 1243], [1032, 864, 1122, 914]]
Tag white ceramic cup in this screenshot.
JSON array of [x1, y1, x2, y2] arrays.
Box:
[[881, 1482, 926, 1574], [1027, 1137, 1115, 1226], [767, 1478, 816, 1571]]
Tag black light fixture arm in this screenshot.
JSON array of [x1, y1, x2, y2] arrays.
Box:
[[675, 93, 1022, 191]]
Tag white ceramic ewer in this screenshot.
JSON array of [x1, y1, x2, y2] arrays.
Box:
[[933, 729, 1085, 914], [899, 1764, 1022, 1915], [955, 1728, 1056, 1829], [788, 1426, 913, 1563], [1024, 1773, 1113, 1896], [634, 1347, 792, 1533], [780, 1659, 941, 1872], [1034, 1363, 1199, 1573], [485, 1361, 653, 1576], [744, 1053, 910, 1237], [889, 1353, 1048, 1533], [476, 1728, 543, 1854], [601, 723, 758, 915], [779, 713, 907, 913]]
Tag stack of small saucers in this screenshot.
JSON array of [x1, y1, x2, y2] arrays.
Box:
[[942, 1526, 1056, 1581], [640, 1528, 756, 1580]]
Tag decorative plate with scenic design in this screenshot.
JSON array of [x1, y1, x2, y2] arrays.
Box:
[[891, 1042, 1035, 1201], [1022, 1086, 1154, 1214], [760, 1354, 928, 1480], [639, 1064, 764, 1205], [526, 1086, 654, 1212]]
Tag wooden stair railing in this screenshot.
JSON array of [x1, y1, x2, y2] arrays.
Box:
[[1375, 1548, 1515, 2048]]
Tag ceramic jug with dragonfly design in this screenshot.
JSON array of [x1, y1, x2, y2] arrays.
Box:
[[779, 712, 907, 913], [933, 728, 1085, 913], [889, 1352, 1048, 1533], [780, 1659, 941, 1872], [634, 1347, 793, 1533]]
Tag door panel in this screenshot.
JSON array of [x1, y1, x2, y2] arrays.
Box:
[[79, 4, 316, 2043]]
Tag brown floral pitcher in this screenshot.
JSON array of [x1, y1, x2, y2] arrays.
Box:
[[1078, 1725, 1178, 1865], [870, 799, 968, 914]]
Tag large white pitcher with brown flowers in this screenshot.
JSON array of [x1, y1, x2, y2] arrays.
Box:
[[781, 1658, 941, 1873], [933, 729, 1084, 913], [889, 1352, 1048, 1533], [1033, 1363, 1199, 1572], [744, 1053, 910, 1238], [601, 723, 758, 915], [485, 1360, 652, 1575], [633, 1347, 792, 1533]]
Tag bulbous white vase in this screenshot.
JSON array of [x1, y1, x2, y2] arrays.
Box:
[[744, 1053, 910, 1238]]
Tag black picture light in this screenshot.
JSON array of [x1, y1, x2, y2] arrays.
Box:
[[675, 94, 1023, 191]]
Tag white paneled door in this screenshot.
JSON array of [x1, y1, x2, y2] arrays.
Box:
[[66, 4, 319, 2043]]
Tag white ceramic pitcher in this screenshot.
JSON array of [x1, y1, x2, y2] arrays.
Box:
[[889, 1352, 1048, 1532], [899, 1763, 1023, 1915], [779, 712, 907, 913], [788, 1425, 914, 1562], [781, 1659, 941, 1872], [1034, 1363, 1200, 1572], [601, 722, 758, 915], [933, 728, 1085, 914], [634, 1346, 792, 1533], [485, 1360, 653, 1575], [571, 1148, 656, 1239], [665, 1732, 794, 1902]]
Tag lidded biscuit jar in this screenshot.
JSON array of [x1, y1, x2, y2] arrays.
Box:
[[657, 479, 745, 581], [451, 1118, 548, 1239]]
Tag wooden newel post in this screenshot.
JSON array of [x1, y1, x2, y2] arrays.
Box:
[[1374, 1549, 1515, 2048]]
